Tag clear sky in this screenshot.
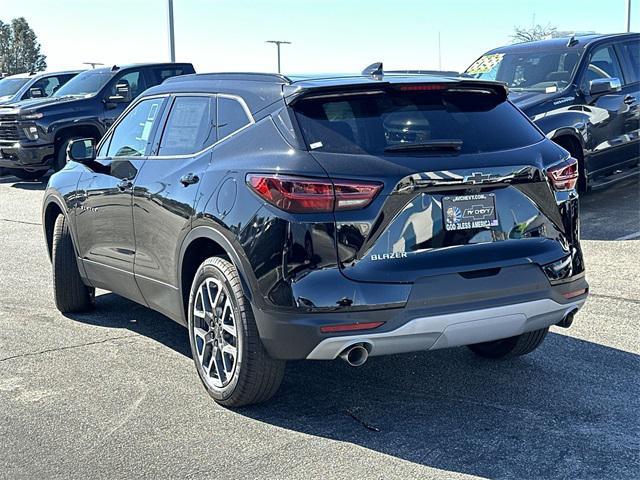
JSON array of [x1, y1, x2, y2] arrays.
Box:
[[1, 0, 637, 74]]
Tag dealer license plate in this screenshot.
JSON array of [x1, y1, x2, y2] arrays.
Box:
[[443, 193, 499, 231]]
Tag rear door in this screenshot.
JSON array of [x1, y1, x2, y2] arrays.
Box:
[[132, 94, 219, 320], [578, 43, 637, 174], [614, 39, 640, 166], [292, 84, 572, 283]]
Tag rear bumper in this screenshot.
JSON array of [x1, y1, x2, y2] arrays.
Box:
[[306, 296, 585, 360], [0, 142, 53, 171], [252, 263, 588, 360]]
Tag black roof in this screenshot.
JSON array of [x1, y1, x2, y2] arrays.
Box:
[[145, 71, 503, 113], [485, 32, 638, 54]]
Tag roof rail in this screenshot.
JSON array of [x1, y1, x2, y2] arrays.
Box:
[[164, 72, 291, 84]]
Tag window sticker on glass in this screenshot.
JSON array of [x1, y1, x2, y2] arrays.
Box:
[[140, 103, 160, 141], [466, 53, 504, 74]]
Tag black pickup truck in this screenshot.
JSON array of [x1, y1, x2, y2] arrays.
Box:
[[466, 33, 639, 191], [0, 62, 194, 180]]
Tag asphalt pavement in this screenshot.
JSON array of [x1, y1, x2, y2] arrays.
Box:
[[0, 174, 638, 480]]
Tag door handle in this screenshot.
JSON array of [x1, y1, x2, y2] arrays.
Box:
[[117, 179, 133, 191], [623, 95, 636, 105], [180, 173, 199, 186]]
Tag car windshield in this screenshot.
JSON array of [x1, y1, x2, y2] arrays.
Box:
[[294, 88, 543, 155], [53, 71, 112, 97], [0, 78, 29, 97], [464, 50, 582, 93]]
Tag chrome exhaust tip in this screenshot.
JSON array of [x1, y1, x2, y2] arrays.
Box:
[[340, 344, 369, 367], [556, 308, 578, 328]]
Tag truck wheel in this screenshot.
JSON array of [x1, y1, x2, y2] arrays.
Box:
[[52, 214, 95, 313], [188, 256, 285, 407], [54, 137, 84, 172], [467, 327, 549, 359]]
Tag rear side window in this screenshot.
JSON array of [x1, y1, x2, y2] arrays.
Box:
[[294, 89, 543, 155], [618, 41, 640, 84], [158, 96, 216, 156], [150, 66, 192, 85], [218, 96, 250, 139]]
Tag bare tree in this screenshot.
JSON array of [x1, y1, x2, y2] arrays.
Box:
[[511, 24, 557, 44]]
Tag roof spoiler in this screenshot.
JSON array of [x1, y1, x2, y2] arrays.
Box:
[[285, 79, 508, 105]]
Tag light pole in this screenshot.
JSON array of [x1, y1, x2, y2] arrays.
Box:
[[266, 40, 291, 73], [167, 0, 176, 62], [626, 0, 632, 32]]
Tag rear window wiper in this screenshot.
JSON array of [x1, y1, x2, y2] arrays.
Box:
[[384, 140, 463, 153]]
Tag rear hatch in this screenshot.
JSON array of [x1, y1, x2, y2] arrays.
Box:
[[290, 79, 573, 283]]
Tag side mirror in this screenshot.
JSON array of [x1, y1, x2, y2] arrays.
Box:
[[28, 87, 45, 98], [589, 77, 622, 96], [67, 138, 96, 163], [107, 82, 131, 103]]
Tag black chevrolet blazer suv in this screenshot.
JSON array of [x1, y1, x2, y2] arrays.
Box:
[[42, 70, 589, 406], [0, 62, 194, 180]]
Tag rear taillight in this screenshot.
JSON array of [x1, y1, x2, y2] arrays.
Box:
[[246, 174, 382, 213], [547, 158, 579, 191]]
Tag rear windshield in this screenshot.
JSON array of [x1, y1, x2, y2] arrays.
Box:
[[293, 88, 543, 155]]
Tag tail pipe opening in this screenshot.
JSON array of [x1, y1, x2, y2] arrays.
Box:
[[340, 344, 370, 367], [556, 308, 579, 328]]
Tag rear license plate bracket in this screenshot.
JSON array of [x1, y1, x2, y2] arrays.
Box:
[[443, 193, 499, 231]]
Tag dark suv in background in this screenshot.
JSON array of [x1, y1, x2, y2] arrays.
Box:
[[466, 33, 639, 190], [0, 62, 194, 180], [43, 70, 588, 407], [0, 70, 81, 105]]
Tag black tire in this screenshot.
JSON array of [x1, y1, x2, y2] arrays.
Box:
[[188, 256, 285, 407], [52, 214, 95, 313], [54, 136, 85, 172], [5, 169, 44, 181], [467, 327, 549, 359]]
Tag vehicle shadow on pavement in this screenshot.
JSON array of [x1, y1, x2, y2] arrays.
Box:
[[241, 335, 639, 479], [66, 293, 639, 478], [65, 292, 191, 358], [580, 177, 639, 240]]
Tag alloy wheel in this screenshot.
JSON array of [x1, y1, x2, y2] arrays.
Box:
[[192, 277, 239, 389]]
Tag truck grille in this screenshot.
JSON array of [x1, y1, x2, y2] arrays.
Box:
[[0, 124, 20, 141], [0, 113, 18, 123]]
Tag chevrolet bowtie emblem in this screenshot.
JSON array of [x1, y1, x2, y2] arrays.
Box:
[[464, 172, 497, 184]]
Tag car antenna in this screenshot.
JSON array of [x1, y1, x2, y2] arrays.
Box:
[[362, 62, 384, 80], [567, 35, 579, 47], [111, 65, 120, 72]]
